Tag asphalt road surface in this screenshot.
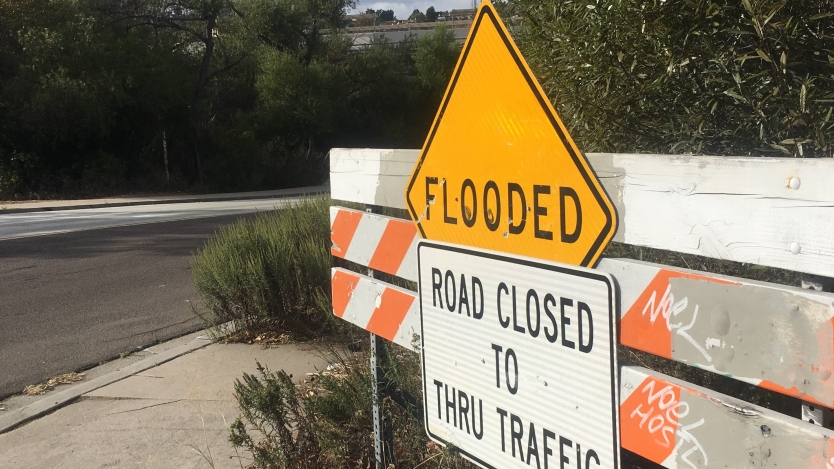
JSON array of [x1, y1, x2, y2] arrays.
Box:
[[0, 196, 314, 240], [0, 195, 315, 398]]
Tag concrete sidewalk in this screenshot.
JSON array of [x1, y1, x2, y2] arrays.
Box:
[[0, 331, 331, 469], [0, 185, 329, 214]]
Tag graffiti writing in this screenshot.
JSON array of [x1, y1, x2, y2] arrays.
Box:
[[629, 379, 708, 469], [642, 283, 712, 362]]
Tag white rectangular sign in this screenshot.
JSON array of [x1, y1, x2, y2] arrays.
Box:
[[418, 241, 620, 469]]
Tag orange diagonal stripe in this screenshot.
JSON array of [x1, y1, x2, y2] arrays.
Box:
[[620, 269, 738, 358], [620, 376, 681, 464], [365, 288, 416, 342], [331, 270, 359, 318], [330, 209, 363, 258], [368, 219, 418, 276]]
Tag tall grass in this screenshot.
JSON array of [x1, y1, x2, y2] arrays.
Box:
[[192, 196, 333, 336]]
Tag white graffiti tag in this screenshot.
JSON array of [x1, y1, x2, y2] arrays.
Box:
[[630, 380, 708, 469], [642, 283, 712, 362]]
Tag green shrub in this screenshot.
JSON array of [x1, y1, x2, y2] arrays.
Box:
[[192, 196, 333, 336], [230, 346, 478, 469], [515, 0, 834, 157], [230, 364, 320, 469], [300, 350, 375, 467]]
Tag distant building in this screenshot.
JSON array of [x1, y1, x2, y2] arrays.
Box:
[[348, 26, 471, 49], [345, 13, 376, 27], [450, 9, 476, 20]]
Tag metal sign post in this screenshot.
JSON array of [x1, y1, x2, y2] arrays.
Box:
[[371, 332, 395, 468], [366, 204, 396, 469]]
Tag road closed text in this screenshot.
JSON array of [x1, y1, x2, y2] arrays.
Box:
[[418, 243, 618, 469], [429, 268, 594, 353]]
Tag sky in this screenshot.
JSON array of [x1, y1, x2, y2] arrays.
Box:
[[349, 0, 477, 21]]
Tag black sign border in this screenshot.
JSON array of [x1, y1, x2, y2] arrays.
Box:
[[417, 240, 620, 469], [405, 5, 615, 268]]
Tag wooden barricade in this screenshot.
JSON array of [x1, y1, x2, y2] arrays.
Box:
[[329, 148, 834, 468]]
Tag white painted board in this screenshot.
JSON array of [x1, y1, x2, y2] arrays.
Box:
[[329, 148, 417, 209], [329, 148, 834, 277], [418, 241, 619, 469], [588, 152, 834, 279]]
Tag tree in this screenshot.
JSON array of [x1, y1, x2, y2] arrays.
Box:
[[517, 0, 834, 157], [244, 0, 353, 64], [376, 9, 395, 22], [414, 25, 460, 106], [415, 25, 459, 88], [409, 8, 426, 22], [425, 6, 437, 22], [98, 0, 255, 182], [0, 0, 198, 194], [102, 0, 247, 104], [0, 0, 460, 197]]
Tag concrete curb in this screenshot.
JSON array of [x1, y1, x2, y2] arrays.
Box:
[[0, 335, 215, 434], [0, 186, 330, 215]]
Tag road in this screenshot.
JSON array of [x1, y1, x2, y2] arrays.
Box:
[[0, 197, 313, 240], [0, 194, 317, 398]]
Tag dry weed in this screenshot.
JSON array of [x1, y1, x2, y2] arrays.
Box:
[[218, 330, 294, 346], [23, 372, 85, 395]]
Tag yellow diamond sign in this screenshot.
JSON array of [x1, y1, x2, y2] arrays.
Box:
[[405, 1, 617, 267]]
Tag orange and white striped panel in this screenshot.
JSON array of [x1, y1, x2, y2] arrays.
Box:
[[331, 268, 420, 350], [603, 257, 834, 409], [619, 365, 834, 469], [329, 204, 834, 408], [330, 207, 418, 281]]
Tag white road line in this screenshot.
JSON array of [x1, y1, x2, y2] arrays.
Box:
[[0, 197, 312, 240]]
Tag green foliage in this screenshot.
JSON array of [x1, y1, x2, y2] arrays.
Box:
[[377, 9, 396, 22], [409, 9, 427, 22], [191, 196, 333, 335], [256, 49, 345, 151], [415, 25, 461, 97], [230, 363, 320, 469], [515, 0, 834, 156], [0, 0, 460, 198], [302, 351, 375, 467], [0, 0, 195, 196], [426, 6, 438, 22], [230, 346, 478, 469]]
